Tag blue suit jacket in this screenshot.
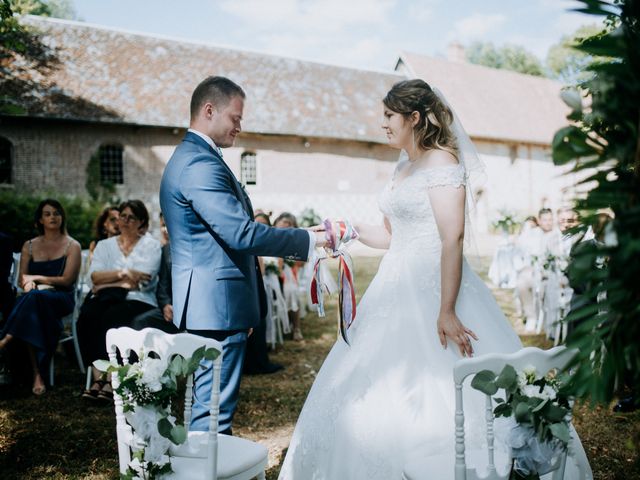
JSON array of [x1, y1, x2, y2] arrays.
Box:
[[159, 132, 310, 331]]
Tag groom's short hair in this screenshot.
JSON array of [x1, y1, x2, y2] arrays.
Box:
[[190, 76, 246, 119]]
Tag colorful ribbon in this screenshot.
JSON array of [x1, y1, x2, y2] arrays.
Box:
[[310, 219, 359, 345]]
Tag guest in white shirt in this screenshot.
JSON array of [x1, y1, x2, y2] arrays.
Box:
[[77, 199, 161, 402]]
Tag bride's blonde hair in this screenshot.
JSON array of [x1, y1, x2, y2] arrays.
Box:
[[383, 79, 458, 158]]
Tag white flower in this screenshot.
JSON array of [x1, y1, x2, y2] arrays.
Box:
[[517, 371, 528, 388], [522, 384, 542, 399], [522, 384, 558, 402], [542, 385, 557, 401], [140, 357, 167, 392]]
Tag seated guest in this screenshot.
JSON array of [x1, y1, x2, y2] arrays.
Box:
[[0, 199, 81, 395], [131, 213, 178, 334], [274, 212, 305, 340], [89, 205, 120, 257], [243, 211, 283, 374], [77, 200, 161, 401]]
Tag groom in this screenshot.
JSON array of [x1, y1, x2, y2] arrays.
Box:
[[160, 76, 323, 434]]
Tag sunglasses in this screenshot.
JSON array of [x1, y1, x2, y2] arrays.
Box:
[[119, 214, 139, 223]]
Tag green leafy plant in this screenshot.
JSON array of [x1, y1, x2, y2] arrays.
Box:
[[298, 207, 322, 228], [472, 365, 572, 479], [492, 210, 520, 234], [552, 0, 640, 406], [0, 190, 105, 249], [94, 345, 220, 480]]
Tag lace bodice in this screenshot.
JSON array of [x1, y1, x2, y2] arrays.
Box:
[[378, 163, 466, 255]]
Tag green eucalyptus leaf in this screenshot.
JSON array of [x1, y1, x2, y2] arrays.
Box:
[[550, 422, 571, 444], [471, 370, 498, 395], [157, 417, 173, 439], [169, 356, 183, 376], [514, 402, 531, 423], [545, 404, 569, 423], [532, 398, 548, 412], [169, 425, 187, 445], [203, 348, 220, 361], [92, 359, 113, 372], [493, 402, 512, 418], [495, 364, 517, 390]]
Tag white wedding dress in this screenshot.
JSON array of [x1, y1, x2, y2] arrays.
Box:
[[279, 163, 592, 479]]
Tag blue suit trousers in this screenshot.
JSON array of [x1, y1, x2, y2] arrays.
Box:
[[190, 330, 248, 433]]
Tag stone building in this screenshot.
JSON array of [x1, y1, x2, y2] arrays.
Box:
[[1, 16, 576, 250]]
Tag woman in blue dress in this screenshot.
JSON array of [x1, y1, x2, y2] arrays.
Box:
[[0, 199, 81, 395]]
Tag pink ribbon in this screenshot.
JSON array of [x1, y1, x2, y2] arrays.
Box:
[[310, 219, 359, 345]]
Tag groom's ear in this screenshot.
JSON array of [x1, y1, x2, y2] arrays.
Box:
[[203, 102, 216, 119]]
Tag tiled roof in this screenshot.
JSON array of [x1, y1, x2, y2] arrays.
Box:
[[6, 16, 404, 143], [4, 17, 570, 146], [397, 51, 571, 145]]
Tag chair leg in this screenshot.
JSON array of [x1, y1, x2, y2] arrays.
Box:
[[86, 367, 93, 391], [71, 311, 85, 373], [49, 356, 55, 387]]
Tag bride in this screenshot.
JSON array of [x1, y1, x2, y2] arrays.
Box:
[[278, 79, 591, 479]]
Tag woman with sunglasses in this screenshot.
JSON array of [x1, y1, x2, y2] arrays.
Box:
[[77, 199, 161, 401]]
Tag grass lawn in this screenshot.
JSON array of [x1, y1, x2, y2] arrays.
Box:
[[0, 256, 638, 479]]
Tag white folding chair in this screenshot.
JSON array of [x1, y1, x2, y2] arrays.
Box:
[[105, 327, 268, 480], [49, 251, 90, 385], [263, 271, 288, 348], [403, 346, 592, 480], [9, 252, 20, 291]]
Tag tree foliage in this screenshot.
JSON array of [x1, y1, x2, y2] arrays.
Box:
[[465, 41, 546, 77], [9, 0, 77, 19], [0, 189, 105, 250], [0, 0, 58, 114], [553, 0, 640, 406], [547, 24, 609, 85]]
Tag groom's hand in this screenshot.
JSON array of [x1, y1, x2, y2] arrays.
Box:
[[313, 231, 328, 249]]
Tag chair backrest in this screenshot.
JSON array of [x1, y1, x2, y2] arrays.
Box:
[[453, 346, 576, 480], [9, 252, 20, 289], [105, 327, 223, 476]]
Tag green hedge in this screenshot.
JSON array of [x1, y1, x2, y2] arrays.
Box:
[[0, 190, 105, 251]]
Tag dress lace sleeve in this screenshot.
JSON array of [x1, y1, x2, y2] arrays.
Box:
[[418, 164, 466, 189]]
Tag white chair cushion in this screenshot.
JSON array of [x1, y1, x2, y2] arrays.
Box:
[[169, 431, 268, 479]]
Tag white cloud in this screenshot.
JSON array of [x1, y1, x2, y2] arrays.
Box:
[[219, 0, 396, 34], [217, 0, 398, 70], [452, 13, 507, 42], [406, 3, 434, 23]]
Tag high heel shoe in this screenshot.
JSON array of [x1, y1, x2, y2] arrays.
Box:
[[32, 384, 46, 396]]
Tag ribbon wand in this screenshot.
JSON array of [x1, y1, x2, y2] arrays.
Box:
[[310, 219, 359, 345]]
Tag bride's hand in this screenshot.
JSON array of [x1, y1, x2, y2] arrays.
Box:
[[437, 311, 478, 357]]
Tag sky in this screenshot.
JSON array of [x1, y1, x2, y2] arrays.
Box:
[[70, 0, 597, 72]]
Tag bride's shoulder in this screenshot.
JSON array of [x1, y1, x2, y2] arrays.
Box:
[[414, 150, 465, 188], [421, 149, 459, 168]]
